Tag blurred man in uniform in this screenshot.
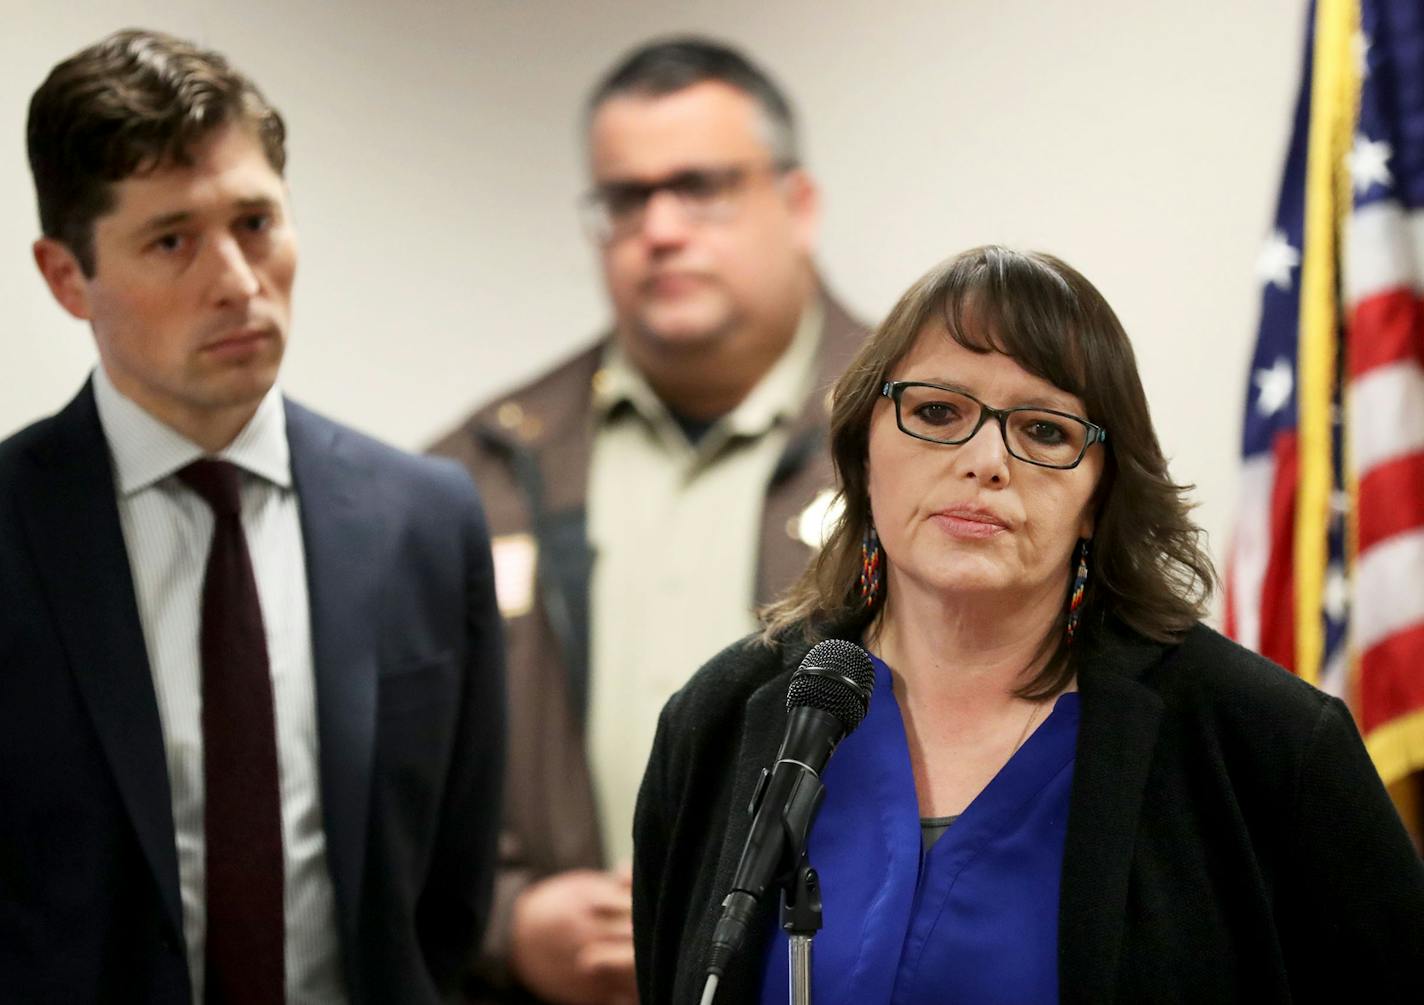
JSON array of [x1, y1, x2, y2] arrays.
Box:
[[433, 36, 866, 1004]]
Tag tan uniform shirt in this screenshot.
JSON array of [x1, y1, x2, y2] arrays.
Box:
[[585, 304, 824, 864]]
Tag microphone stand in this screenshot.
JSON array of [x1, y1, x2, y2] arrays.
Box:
[[775, 761, 826, 1005], [702, 760, 828, 1005], [700, 646, 875, 1005], [781, 857, 822, 1005]]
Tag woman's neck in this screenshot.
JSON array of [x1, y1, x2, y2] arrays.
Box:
[[868, 574, 1073, 817], [869, 572, 1067, 711]]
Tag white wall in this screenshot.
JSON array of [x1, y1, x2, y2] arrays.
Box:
[[1, 0, 1307, 606]]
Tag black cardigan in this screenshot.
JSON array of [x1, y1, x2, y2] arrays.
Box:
[[632, 621, 1424, 1003]]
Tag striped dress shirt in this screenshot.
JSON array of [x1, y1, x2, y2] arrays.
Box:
[[91, 367, 345, 1004]]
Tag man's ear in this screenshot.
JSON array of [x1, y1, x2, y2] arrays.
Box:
[[782, 167, 821, 254], [33, 238, 92, 321]]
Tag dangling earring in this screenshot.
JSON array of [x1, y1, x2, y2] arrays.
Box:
[[1066, 537, 1090, 644], [858, 524, 883, 609]]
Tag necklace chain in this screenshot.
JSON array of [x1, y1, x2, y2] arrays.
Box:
[[1009, 698, 1046, 757]]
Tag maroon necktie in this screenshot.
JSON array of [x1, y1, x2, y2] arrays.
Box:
[[178, 460, 285, 1004]]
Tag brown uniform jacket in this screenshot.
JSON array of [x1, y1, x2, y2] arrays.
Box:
[[428, 292, 867, 1001]]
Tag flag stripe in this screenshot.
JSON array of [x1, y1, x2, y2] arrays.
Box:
[[1227, 455, 1277, 651], [1261, 435, 1300, 671], [1361, 623, 1424, 733], [1346, 287, 1423, 376], [1348, 360, 1424, 471], [1356, 451, 1424, 549], [1352, 526, 1424, 652], [1343, 200, 1424, 303]]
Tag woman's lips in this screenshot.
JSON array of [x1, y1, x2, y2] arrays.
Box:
[[930, 509, 1009, 539]]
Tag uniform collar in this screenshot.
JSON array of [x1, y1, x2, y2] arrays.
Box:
[[592, 298, 825, 443]]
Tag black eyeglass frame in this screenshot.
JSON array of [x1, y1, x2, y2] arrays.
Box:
[[579, 158, 799, 244], [879, 380, 1108, 470]]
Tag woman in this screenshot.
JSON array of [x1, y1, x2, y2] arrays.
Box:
[[632, 247, 1424, 1003]]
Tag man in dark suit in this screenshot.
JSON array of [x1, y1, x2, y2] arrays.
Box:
[[0, 29, 505, 1003]]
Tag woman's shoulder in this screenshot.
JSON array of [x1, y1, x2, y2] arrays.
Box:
[[1090, 621, 1388, 831], [1165, 623, 1332, 706], [641, 631, 806, 809], [1118, 621, 1348, 746], [661, 630, 802, 728]]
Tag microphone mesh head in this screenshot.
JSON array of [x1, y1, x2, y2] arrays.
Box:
[[786, 639, 875, 733]]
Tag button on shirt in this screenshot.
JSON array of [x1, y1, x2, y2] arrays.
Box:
[[91, 367, 345, 1004], [586, 302, 823, 865]]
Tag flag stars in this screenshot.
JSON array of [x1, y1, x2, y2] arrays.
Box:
[[1254, 357, 1294, 417], [1330, 489, 1351, 525], [1256, 229, 1300, 291], [1348, 134, 1393, 193], [1354, 30, 1371, 78], [1323, 563, 1350, 623]]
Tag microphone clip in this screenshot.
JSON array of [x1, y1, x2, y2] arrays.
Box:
[[747, 757, 827, 871]]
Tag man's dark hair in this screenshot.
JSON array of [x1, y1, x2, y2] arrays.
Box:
[[587, 37, 799, 164], [27, 28, 287, 276]]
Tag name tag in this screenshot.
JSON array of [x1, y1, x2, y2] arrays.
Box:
[[491, 533, 537, 619]]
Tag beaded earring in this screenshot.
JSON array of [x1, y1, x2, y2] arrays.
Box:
[[1066, 537, 1091, 644], [858, 524, 884, 608]]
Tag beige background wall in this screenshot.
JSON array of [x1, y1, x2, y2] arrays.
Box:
[[1, 1, 1307, 602]]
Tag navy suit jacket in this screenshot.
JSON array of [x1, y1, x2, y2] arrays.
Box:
[[0, 382, 506, 1004]]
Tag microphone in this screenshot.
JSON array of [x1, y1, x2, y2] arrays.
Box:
[[702, 638, 875, 998]]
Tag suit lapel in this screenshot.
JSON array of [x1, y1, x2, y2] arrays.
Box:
[[1058, 629, 1167, 1004], [285, 401, 381, 961], [17, 384, 185, 941]]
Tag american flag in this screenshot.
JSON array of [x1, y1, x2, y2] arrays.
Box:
[[1227, 0, 1424, 814]]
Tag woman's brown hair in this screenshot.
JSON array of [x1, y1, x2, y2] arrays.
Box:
[[762, 246, 1216, 696]]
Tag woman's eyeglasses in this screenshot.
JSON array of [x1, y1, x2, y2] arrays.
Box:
[[880, 380, 1107, 470]]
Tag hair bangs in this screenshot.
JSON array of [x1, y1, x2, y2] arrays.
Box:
[[935, 250, 1093, 402]]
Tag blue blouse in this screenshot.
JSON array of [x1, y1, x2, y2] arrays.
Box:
[[759, 654, 1081, 1004]]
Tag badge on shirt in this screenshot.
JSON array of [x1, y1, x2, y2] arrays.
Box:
[[491, 533, 537, 619], [790, 488, 844, 550]]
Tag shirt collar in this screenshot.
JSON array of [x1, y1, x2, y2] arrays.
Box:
[[91, 364, 292, 496], [592, 297, 825, 441]]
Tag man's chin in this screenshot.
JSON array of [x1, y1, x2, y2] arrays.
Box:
[[195, 361, 282, 410], [632, 310, 733, 353]]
